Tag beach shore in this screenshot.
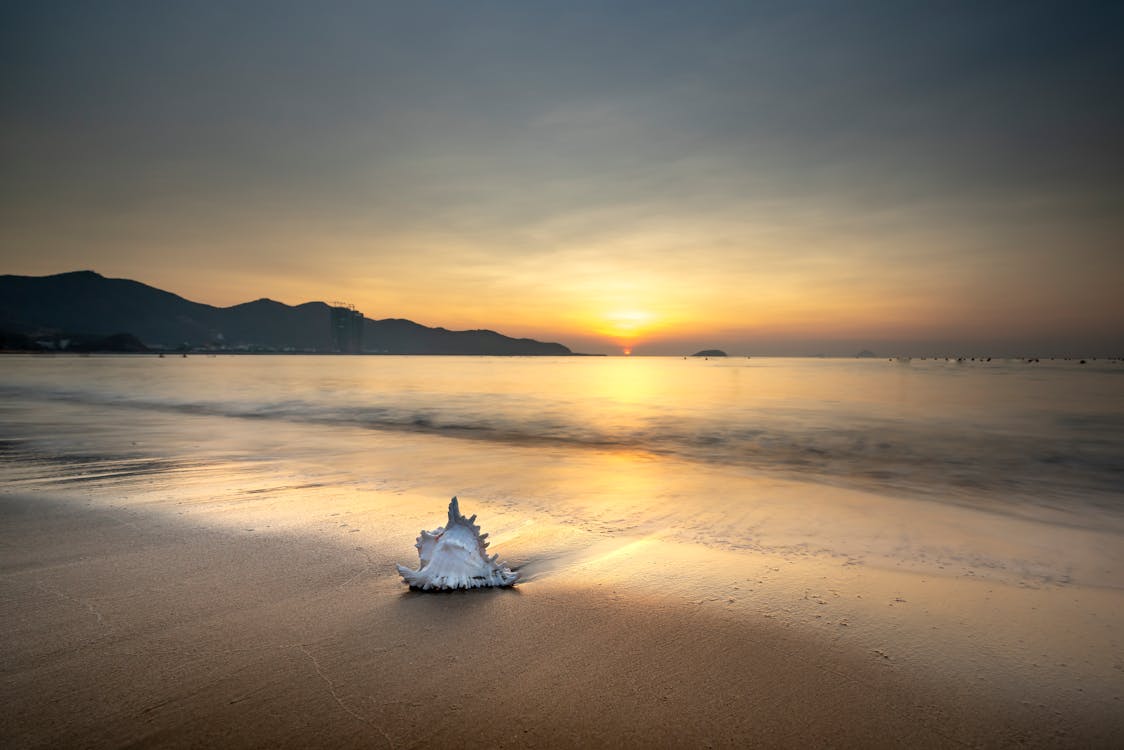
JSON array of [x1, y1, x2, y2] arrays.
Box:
[[1, 376, 1121, 748], [3, 481, 1120, 748]]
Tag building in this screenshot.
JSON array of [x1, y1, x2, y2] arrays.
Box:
[[329, 303, 364, 353]]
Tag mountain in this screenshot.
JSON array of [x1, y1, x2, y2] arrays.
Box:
[[692, 349, 727, 357], [0, 271, 573, 355]]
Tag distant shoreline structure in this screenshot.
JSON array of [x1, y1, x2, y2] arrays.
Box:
[[2, 349, 1118, 365]]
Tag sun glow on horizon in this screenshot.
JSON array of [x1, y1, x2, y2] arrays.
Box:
[[591, 310, 658, 352]]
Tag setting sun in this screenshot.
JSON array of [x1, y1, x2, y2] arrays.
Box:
[[590, 310, 658, 352]]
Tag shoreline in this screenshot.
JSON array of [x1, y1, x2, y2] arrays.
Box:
[[1, 377, 1122, 747]]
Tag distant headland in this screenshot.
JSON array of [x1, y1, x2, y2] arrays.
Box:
[[692, 349, 728, 357], [0, 271, 574, 355]]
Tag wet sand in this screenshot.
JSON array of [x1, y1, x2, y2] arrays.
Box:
[[2, 486, 1121, 749]]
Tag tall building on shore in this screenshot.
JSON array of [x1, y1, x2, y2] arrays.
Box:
[[329, 303, 363, 353]]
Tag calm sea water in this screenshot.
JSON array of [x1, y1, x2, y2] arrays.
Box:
[[2, 355, 1121, 521]]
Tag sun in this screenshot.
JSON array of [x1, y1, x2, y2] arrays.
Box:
[[574, 308, 664, 355], [591, 310, 655, 355]]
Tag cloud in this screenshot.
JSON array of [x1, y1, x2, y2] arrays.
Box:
[[2, 1, 1121, 353]]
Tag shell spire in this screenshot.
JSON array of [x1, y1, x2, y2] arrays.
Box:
[[396, 497, 519, 590]]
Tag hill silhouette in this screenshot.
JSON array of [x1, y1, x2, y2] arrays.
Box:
[[0, 271, 572, 355]]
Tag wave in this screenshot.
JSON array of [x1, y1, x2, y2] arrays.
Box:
[[2, 384, 1122, 517]]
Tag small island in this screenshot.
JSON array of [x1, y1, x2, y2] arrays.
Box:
[[692, 349, 728, 357]]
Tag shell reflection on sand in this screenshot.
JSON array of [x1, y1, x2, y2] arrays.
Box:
[[396, 497, 519, 590]]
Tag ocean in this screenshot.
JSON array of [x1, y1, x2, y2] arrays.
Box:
[[2, 354, 1122, 588]]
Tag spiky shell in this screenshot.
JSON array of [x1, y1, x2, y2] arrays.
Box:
[[396, 497, 518, 590]]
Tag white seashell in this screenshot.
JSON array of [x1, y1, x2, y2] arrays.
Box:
[[396, 497, 519, 590]]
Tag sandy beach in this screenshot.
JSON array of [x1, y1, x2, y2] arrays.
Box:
[[3, 481, 1121, 748], [2, 358, 1122, 747]]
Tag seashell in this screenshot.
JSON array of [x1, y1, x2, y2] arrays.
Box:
[[396, 497, 519, 590]]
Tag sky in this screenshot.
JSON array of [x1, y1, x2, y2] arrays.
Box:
[[2, 1, 1122, 356]]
